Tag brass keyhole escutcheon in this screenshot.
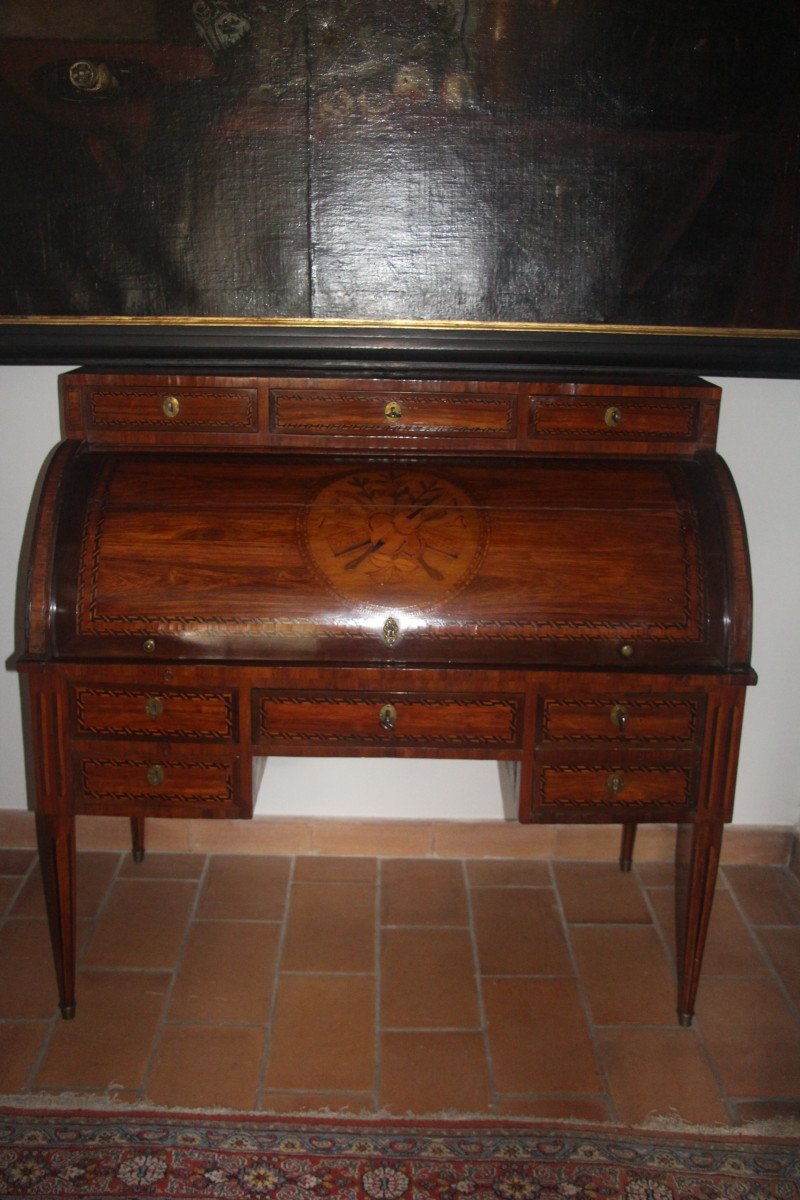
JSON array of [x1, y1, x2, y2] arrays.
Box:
[[610, 704, 629, 733], [145, 696, 164, 720], [604, 406, 622, 428], [607, 772, 625, 796], [162, 395, 181, 419], [147, 764, 165, 787], [384, 401, 403, 421], [68, 59, 113, 93], [379, 703, 398, 731], [382, 616, 400, 646]]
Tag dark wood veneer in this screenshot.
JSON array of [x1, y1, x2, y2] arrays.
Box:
[[15, 369, 754, 1026]]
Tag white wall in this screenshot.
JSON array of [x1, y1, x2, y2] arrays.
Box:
[[1, 366, 798, 826]]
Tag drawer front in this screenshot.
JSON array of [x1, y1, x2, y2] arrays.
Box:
[[535, 763, 695, 814], [538, 696, 704, 748], [78, 385, 259, 434], [528, 395, 699, 444], [270, 386, 515, 439], [253, 690, 524, 750], [75, 754, 241, 814], [69, 685, 237, 741]]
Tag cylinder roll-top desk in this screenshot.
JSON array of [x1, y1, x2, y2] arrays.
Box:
[[14, 369, 755, 1024]]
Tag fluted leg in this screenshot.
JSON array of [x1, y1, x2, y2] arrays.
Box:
[[619, 822, 637, 872], [674, 817, 724, 1027], [35, 812, 77, 1019], [130, 816, 146, 862]]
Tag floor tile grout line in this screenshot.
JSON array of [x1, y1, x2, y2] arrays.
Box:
[[20, 849, 130, 1096], [255, 855, 297, 1110], [721, 868, 800, 1027], [638, 868, 744, 1127], [138, 853, 212, 1105], [546, 857, 619, 1125], [461, 858, 496, 1114]]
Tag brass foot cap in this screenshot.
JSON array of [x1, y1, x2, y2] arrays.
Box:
[[132, 849, 145, 863], [60, 1003, 76, 1020], [620, 860, 632, 873], [678, 1010, 693, 1028]]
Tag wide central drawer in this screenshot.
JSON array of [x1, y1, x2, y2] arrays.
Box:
[[253, 689, 525, 751]]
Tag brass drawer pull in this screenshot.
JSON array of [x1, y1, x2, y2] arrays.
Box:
[[607, 772, 625, 796], [143, 638, 156, 654], [379, 703, 398, 731], [145, 696, 164, 719], [146, 764, 165, 787], [162, 395, 181, 419], [604, 406, 622, 428], [384, 400, 403, 421], [610, 704, 628, 733]]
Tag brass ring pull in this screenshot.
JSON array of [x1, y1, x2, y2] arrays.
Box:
[[384, 401, 403, 421], [379, 703, 397, 731], [162, 395, 181, 419], [604, 406, 622, 428], [146, 764, 165, 787], [610, 704, 628, 733], [607, 772, 625, 796], [145, 696, 164, 719]]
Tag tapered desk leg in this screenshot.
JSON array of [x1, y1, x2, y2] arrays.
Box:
[[675, 816, 724, 1027], [35, 812, 77, 1020], [130, 816, 145, 862], [619, 822, 637, 872]]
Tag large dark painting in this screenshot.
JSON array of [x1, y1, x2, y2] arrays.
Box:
[[1, 0, 799, 368]]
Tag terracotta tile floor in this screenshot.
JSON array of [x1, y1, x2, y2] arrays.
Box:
[[1, 847, 800, 1129]]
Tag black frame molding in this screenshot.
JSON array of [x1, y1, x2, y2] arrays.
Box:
[[1, 320, 799, 377]]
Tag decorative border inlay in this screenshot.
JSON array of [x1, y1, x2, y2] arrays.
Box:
[[530, 397, 698, 440], [78, 758, 235, 805], [255, 691, 523, 747], [538, 764, 693, 809], [85, 388, 258, 431], [271, 390, 514, 436], [72, 686, 236, 741], [540, 697, 701, 745]]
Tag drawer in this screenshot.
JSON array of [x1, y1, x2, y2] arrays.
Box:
[[72, 384, 259, 435], [535, 763, 696, 814], [269, 385, 516, 439], [538, 695, 704, 748], [69, 685, 237, 741], [528, 394, 700, 444], [74, 753, 243, 815], [253, 690, 524, 751]]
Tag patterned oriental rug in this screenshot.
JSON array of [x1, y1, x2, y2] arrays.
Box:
[[0, 1109, 797, 1199]]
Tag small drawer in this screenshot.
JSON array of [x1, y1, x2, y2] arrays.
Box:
[[74, 753, 242, 815], [538, 696, 704, 748], [78, 385, 259, 434], [535, 763, 695, 814], [269, 386, 515, 439], [253, 690, 524, 751], [528, 395, 699, 444], [69, 685, 237, 741]]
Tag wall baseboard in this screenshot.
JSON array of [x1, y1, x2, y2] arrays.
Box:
[[0, 810, 795, 865]]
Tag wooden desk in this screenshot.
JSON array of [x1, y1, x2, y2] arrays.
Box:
[[15, 371, 754, 1023]]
